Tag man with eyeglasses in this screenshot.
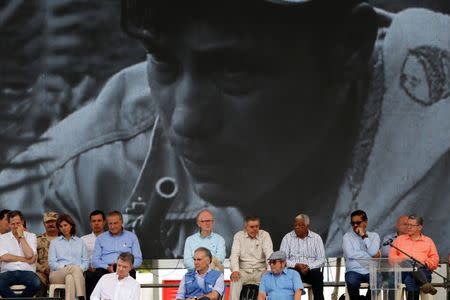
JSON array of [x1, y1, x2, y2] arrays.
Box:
[[343, 210, 381, 299], [280, 213, 326, 300], [257, 250, 304, 300], [389, 215, 439, 299], [183, 209, 226, 272], [176, 247, 224, 300]]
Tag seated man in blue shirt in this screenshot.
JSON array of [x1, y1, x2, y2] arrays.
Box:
[[176, 247, 224, 300], [258, 250, 304, 300], [86, 211, 142, 299], [183, 209, 226, 272], [343, 210, 381, 300]]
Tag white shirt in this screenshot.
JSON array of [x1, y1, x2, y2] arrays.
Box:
[[81, 232, 97, 263], [91, 272, 140, 300], [0, 231, 37, 272]]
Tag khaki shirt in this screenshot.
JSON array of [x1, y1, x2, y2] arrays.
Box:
[[230, 229, 273, 272], [36, 233, 57, 284]]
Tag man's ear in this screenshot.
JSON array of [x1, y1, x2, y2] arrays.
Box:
[[332, 3, 378, 81]]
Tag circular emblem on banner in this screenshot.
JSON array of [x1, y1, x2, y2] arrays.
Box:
[[400, 46, 450, 106]]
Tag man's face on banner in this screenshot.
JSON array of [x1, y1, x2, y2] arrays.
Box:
[[147, 20, 343, 206]]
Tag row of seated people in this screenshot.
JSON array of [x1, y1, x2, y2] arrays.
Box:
[[0, 208, 441, 300], [0, 210, 140, 300]]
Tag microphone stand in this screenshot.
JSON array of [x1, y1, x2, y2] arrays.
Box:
[[388, 241, 449, 294]]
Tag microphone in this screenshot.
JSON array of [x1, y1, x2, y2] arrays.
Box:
[[382, 238, 393, 246]]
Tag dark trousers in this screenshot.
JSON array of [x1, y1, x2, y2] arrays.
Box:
[[295, 268, 325, 300], [345, 271, 371, 300], [402, 267, 432, 300], [85, 267, 136, 299], [0, 270, 41, 298]]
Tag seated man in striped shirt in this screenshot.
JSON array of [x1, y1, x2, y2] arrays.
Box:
[[280, 213, 326, 300]]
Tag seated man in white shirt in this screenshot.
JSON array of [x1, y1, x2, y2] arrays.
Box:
[[176, 247, 224, 300], [91, 252, 140, 300], [229, 216, 273, 300], [0, 210, 41, 298], [81, 210, 106, 265], [280, 213, 326, 300]]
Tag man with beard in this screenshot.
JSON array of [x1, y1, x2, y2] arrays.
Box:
[[0, 0, 449, 259]]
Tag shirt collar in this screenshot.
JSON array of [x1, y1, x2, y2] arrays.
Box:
[[244, 230, 260, 240], [291, 230, 312, 239], [57, 235, 77, 241], [197, 232, 213, 239], [406, 233, 424, 241], [195, 267, 212, 276]]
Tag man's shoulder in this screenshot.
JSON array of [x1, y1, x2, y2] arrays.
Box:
[[258, 229, 271, 238], [368, 231, 380, 239], [122, 229, 139, 239], [24, 231, 37, 239], [13, 62, 155, 172], [212, 232, 225, 242], [307, 230, 322, 239], [185, 232, 200, 242], [81, 233, 92, 240]]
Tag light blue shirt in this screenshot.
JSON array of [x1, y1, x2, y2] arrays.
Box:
[[343, 230, 380, 275], [259, 268, 304, 300], [48, 235, 89, 272], [183, 232, 226, 270], [92, 230, 142, 269], [175, 268, 225, 299]]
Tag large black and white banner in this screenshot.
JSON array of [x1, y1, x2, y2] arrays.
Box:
[[1, 1, 449, 259]]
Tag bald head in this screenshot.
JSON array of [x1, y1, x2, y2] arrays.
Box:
[[396, 215, 409, 235]]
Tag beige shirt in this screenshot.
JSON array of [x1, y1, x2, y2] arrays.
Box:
[[230, 229, 273, 272]]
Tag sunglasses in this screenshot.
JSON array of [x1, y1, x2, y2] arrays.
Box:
[[350, 221, 363, 226], [268, 260, 280, 265]]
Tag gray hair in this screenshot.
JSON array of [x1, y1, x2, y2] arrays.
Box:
[[196, 209, 214, 221], [294, 213, 310, 225]]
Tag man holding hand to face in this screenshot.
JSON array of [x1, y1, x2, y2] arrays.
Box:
[[0, 210, 41, 298], [343, 210, 380, 300]]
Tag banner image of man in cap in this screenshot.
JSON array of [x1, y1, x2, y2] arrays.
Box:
[[36, 211, 59, 296], [0, 0, 449, 260]]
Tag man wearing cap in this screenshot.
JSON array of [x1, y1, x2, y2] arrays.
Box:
[[280, 213, 326, 300], [257, 250, 304, 300], [0, 0, 450, 261], [229, 216, 273, 300], [35, 211, 59, 296]]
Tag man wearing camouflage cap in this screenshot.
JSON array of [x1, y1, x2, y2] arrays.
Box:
[[0, 0, 449, 261], [36, 211, 59, 296]]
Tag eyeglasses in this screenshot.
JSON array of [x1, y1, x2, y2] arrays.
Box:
[[406, 224, 419, 227], [350, 221, 363, 226], [268, 260, 280, 265], [199, 219, 214, 223]]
